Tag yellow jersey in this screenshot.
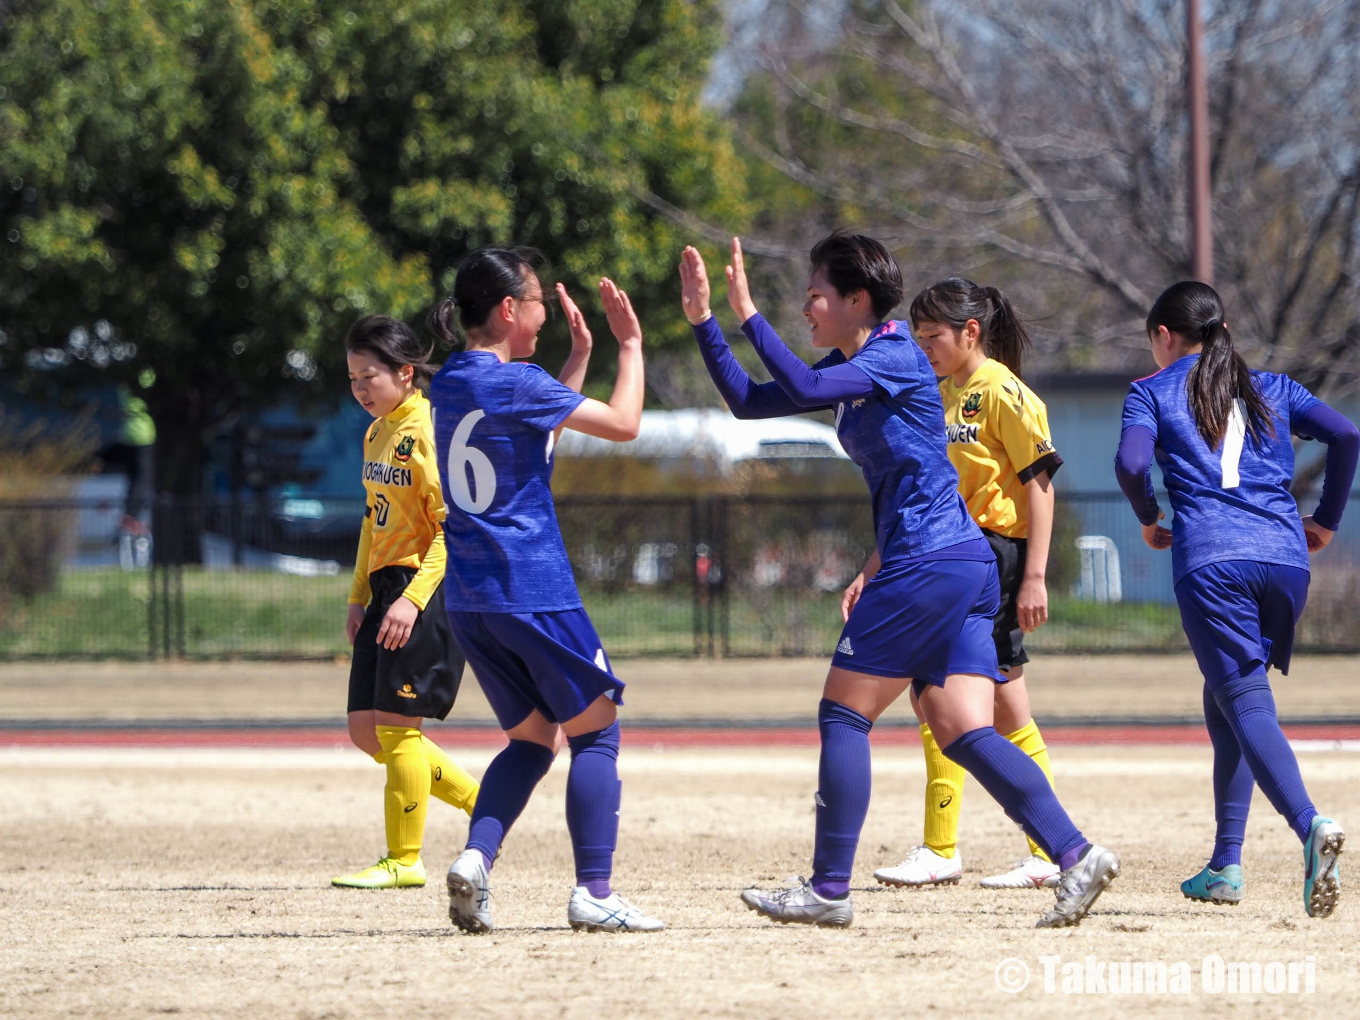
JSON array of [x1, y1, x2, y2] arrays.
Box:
[[348, 390, 447, 610], [938, 358, 1062, 539]]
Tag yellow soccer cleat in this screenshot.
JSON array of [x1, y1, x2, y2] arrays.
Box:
[[331, 856, 427, 889]]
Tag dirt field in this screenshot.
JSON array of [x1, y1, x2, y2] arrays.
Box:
[[1, 743, 1357, 1020], [3, 658, 1359, 1019], [4, 653, 1360, 724]]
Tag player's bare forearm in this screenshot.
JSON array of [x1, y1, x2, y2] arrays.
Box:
[[860, 548, 882, 582], [558, 348, 591, 394], [1023, 475, 1054, 581], [607, 340, 645, 436]]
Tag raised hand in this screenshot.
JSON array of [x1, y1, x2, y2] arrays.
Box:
[[557, 281, 593, 355], [599, 277, 642, 347], [724, 236, 758, 323], [679, 246, 712, 323]]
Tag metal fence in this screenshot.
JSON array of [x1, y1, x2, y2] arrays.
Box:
[[3, 494, 1358, 660]]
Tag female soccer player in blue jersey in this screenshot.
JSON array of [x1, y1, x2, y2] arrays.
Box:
[[680, 234, 1117, 928], [1116, 281, 1357, 917], [431, 247, 663, 934]]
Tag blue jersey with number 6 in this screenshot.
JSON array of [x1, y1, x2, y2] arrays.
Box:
[[1120, 353, 1319, 583], [430, 350, 586, 612]]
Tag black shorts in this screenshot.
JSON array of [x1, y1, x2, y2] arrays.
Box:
[[983, 529, 1030, 671], [348, 566, 464, 719]]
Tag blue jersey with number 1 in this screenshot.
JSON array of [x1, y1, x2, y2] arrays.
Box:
[[429, 350, 586, 612], [1120, 353, 1318, 583]]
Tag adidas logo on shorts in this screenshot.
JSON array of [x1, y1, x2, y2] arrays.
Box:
[[836, 637, 854, 656]]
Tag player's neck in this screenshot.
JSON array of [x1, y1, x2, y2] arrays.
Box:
[[951, 351, 988, 387], [837, 321, 880, 360], [464, 333, 512, 363]]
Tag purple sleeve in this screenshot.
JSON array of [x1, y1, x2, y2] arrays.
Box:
[[691, 316, 804, 419], [1115, 425, 1161, 526], [739, 313, 874, 407], [1292, 399, 1360, 532]]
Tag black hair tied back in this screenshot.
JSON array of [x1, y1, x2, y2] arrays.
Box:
[[908, 278, 1033, 378], [1146, 281, 1273, 448], [431, 246, 545, 348], [343, 315, 438, 388]]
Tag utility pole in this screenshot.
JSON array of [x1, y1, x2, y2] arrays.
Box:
[[1187, 0, 1213, 285]]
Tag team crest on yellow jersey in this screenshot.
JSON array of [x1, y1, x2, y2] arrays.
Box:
[[393, 435, 416, 463], [961, 392, 983, 419]]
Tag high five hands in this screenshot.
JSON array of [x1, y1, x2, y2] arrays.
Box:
[[556, 281, 593, 356], [679, 238, 758, 325], [556, 279, 640, 348], [598, 277, 642, 347]]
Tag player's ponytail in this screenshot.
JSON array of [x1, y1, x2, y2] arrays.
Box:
[[981, 286, 1032, 379], [438, 246, 546, 338], [343, 315, 437, 389], [908, 278, 1033, 378], [1145, 281, 1275, 448]]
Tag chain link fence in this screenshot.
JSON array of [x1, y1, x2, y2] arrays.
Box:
[[2, 494, 1358, 660]]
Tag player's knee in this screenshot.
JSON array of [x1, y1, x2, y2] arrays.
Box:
[[347, 719, 381, 757], [566, 720, 620, 760]]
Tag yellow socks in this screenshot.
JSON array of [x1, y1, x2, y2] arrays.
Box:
[[1005, 719, 1055, 862], [375, 726, 430, 867], [421, 734, 480, 815], [921, 723, 965, 858]]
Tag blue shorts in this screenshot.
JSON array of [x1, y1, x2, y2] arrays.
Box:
[[446, 608, 624, 730], [831, 555, 1003, 696], [1175, 560, 1309, 686]]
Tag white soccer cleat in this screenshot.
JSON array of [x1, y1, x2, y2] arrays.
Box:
[[567, 887, 665, 932], [1303, 816, 1344, 918], [1036, 844, 1120, 928], [446, 849, 493, 934], [741, 876, 853, 927], [873, 845, 963, 888], [980, 853, 1061, 889]]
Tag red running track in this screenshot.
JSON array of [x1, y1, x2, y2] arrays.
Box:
[[4, 724, 1360, 749]]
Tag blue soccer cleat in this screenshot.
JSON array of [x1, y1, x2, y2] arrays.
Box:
[[1180, 864, 1243, 905], [1303, 816, 1344, 918]]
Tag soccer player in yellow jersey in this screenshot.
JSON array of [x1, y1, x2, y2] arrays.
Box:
[[332, 315, 482, 890], [873, 278, 1066, 891]]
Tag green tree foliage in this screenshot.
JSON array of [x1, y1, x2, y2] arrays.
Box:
[[0, 0, 747, 512]]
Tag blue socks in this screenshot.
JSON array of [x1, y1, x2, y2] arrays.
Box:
[[1210, 671, 1317, 843], [1203, 681, 1253, 868], [811, 699, 874, 899], [466, 739, 555, 869], [943, 726, 1087, 867], [566, 722, 622, 897]]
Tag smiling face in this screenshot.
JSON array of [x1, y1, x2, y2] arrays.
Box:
[[914, 318, 981, 378], [347, 350, 412, 418], [502, 268, 548, 360], [802, 265, 868, 349]]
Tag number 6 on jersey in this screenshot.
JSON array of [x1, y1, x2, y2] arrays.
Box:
[[447, 410, 497, 514]]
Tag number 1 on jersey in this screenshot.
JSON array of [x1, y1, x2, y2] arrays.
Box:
[[448, 410, 497, 514], [1220, 399, 1247, 489]]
